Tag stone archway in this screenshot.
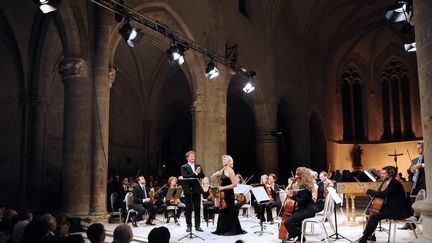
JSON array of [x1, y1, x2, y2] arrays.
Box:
[[226, 89, 256, 179], [309, 111, 327, 173]]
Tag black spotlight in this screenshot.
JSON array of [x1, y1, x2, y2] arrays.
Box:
[[385, 0, 412, 23], [33, 0, 59, 14], [167, 44, 186, 65], [119, 22, 144, 48], [205, 61, 219, 79]]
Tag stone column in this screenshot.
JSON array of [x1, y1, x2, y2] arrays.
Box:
[[27, 96, 48, 209], [90, 7, 113, 220], [194, 68, 230, 179], [256, 131, 278, 174], [412, 1, 432, 242], [60, 58, 92, 216]]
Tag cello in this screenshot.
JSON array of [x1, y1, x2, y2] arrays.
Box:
[[278, 177, 297, 241], [365, 177, 388, 216]]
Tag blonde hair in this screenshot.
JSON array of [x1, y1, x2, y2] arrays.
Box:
[[294, 167, 315, 192], [222, 155, 234, 167], [168, 176, 177, 186], [113, 224, 133, 243], [260, 174, 268, 184]]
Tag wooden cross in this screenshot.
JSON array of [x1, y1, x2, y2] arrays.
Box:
[[388, 150, 404, 170]]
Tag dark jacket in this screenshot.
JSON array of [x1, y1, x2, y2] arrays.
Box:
[[132, 184, 151, 205], [180, 163, 205, 195], [366, 178, 411, 219]]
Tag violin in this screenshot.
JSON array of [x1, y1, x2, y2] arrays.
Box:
[[149, 184, 167, 204], [219, 191, 227, 209]]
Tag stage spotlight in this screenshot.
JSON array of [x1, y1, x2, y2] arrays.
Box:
[[119, 22, 144, 47], [243, 71, 256, 94], [404, 42, 416, 52], [167, 44, 186, 65], [242, 82, 255, 94], [205, 61, 219, 79], [385, 1, 412, 23], [37, 0, 57, 13]]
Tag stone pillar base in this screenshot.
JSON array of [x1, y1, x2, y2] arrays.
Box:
[[63, 213, 109, 228], [412, 198, 432, 242]]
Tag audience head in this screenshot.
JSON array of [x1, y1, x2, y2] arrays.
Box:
[[40, 213, 56, 232], [148, 226, 170, 243], [86, 223, 106, 243], [24, 219, 49, 243], [112, 224, 133, 243]]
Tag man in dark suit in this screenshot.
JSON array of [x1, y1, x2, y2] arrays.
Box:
[[353, 166, 412, 243], [180, 150, 205, 232], [117, 177, 130, 222], [131, 175, 157, 227]]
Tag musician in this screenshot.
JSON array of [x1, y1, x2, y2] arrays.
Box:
[[132, 176, 157, 227], [117, 177, 132, 222], [284, 167, 316, 242], [268, 174, 283, 217], [314, 171, 334, 212], [353, 166, 412, 243], [180, 150, 205, 232], [162, 176, 185, 224], [234, 174, 247, 215], [399, 142, 426, 230], [201, 177, 214, 222], [211, 155, 246, 235], [254, 174, 273, 223], [408, 142, 425, 195]]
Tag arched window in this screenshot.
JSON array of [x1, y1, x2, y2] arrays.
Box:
[[380, 57, 413, 140], [341, 64, 365, 141]]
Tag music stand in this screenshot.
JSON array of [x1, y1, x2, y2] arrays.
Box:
[[326, 187, 352, 242], [178, 178, 204, 241], [251, 185, 273, 236]]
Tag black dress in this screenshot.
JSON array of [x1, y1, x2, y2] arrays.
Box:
[[212, 170, 246, 235]]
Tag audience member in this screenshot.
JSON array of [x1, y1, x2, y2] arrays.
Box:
[[12, 210, 33, 243], [86, 223, 106, 243], [148, 226, 170, 243], [23, 219, 49, 243], [40, 213, 57, 239], [112, 224, 133, 243]]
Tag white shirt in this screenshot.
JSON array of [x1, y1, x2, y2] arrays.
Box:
[[188, 162, 195, 173]]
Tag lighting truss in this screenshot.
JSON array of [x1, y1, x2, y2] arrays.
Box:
[[89, 0, 256, 78]]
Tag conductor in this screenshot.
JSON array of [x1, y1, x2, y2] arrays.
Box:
[[181, 150, 205, 232]]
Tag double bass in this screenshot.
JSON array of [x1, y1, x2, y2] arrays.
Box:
[[278, 177, 297, 241]]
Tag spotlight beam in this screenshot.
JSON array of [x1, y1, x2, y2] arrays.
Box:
[[88, 0, 255, 78]]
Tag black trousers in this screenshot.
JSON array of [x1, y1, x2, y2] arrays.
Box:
[[284, 207, 316, 239], [185, 192, 201, 227], [132, 202, 157, 222], [363, 211, 393, 238], [259, 201, 277, 222]]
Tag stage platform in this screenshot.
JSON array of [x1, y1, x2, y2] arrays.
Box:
[[83, 210, 420, 243]]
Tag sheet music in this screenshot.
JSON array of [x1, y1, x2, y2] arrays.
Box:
[[251, 186, 270, 203], [327, 187, 342, 204], [234, 184, 252, 194], [364, 170, 377, 182]]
